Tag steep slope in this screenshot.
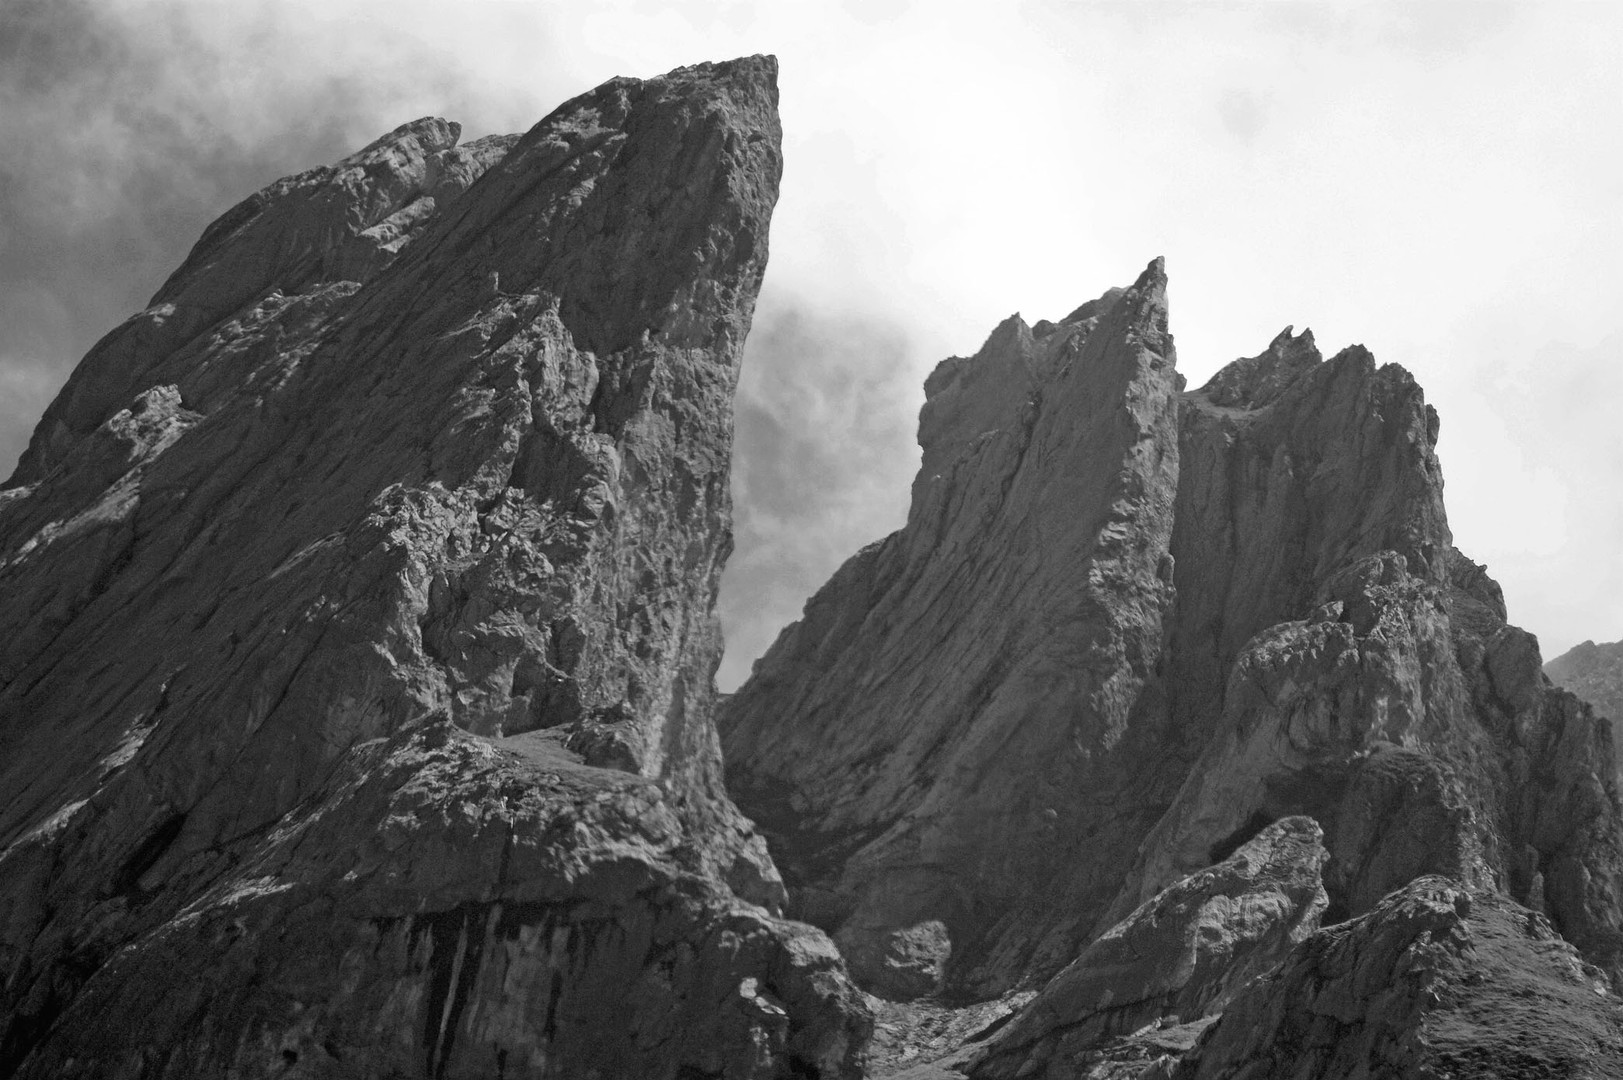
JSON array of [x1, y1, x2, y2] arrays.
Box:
[[1548, 639, 1623, 734], [720, 263, 1182, 999], [970, 817, 1329, 1080], [0, 56, 870, 1079], [1172, 878, 1623, 1080], [1101, 338, 1623, 979], [721, 269, 1623, 1063]]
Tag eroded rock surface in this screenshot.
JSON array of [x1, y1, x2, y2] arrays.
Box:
[[721, 276, 1623, 1073], [970, 817, 1328, 1080], [1172, 878, 1623, 1080], [0, 55, 872, 1079], [720, 264, 1182, 998]]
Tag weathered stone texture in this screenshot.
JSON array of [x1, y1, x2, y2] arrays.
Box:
[[0, 55, 873, 1078], [970, 817, 1328, 1080], [720, 263, 1182, 998], [720, 269, 1623, 1073], [1172, 878, 1623, 1080]]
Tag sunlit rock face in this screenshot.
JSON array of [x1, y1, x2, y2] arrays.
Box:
[[5, 45, 1622, 1080], [720, 262, 1623, 1070], [0, 55, 873, 1080]]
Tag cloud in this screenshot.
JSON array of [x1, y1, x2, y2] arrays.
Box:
[[0, 0, 603, 479], [1215, 87, 1270, 145], [1464, 334, 1623, 654], [0, 0, 445, 476], [718, 290, 922, 689], [1, 0, 1619, 683], [0, 360, 63, 472]]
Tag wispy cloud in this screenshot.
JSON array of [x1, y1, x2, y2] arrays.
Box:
[[2, 0, 1619, 676], [720, 292, 921, 688]]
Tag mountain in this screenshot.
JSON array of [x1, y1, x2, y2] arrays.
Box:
[[5, 51, 1622, 1080], [721, 270, 1623, 1073], [1548, 639, 1623, 732], [0, 57, 870, 1080]]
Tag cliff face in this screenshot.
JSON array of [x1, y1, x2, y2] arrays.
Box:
[[0, 57, 871, 1079], [721, 265, 1623, 1069], [6, 52, 1620, 1080], [720, 264, 1182, 998]]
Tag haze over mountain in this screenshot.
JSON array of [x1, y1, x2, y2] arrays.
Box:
[[3, 1, 1621, 691], [1549, 640, 1623, 728], [7, 50, 1623, 1078]]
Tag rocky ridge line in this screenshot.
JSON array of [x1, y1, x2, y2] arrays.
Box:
[[1548, 639, 1623, 760], [721, 261, 1182, 1000], [0, 56, 872, 1079], [722, 265, 1623, 1075]]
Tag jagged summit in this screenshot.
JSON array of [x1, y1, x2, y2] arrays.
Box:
[[723, 254, 1623, 1074], [4, 54, 1621, 1080], [723, 258, 1182, 998], [0, 55, 876, 1080], [1196, 323, 1321, 408]]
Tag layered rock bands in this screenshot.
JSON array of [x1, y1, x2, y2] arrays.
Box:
[[0, 57, 871, 1079]]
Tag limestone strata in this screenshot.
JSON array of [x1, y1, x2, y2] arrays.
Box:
[[970, 817, 1328, 1080], [1172, 878, 1623, 1080], [0, 56, 872, 1078], [720, 264, 1182, 998]]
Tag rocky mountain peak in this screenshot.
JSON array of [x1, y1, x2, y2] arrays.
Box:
[[723, 257, 1182, 999], [0, 54, 880, 1080], [3, 51, 1620, 1080], [723, 250, 1623, 1077], [1197, 323, 1320, 408]]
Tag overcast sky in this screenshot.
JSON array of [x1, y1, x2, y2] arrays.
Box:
[[3, 1, 1619, 688]]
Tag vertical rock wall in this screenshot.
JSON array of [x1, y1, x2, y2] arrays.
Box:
[[0, 56, 871, 1079], [721, 262, 1183, 997], [721, 265, 1623, 1026]]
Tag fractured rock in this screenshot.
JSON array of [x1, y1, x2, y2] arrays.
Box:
[[1172, 878, 1623, 1080], [720, 263, 1182, 998], [721, 278, 1623, 1061], [969, 817, 1328, 1080], [0, 55, 873, 1079], [1547, 639, 1623, 756], [1089, 336, 1623, 980]]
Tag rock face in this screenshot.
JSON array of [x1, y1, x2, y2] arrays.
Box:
[[1548, 639, 1623, 737], [720, 265, 1182, 998], [720, 268, 1623, 1070], [6, 53, 1621, 1080], [1172, 878, 1623, 1080], [970, 817, 1329, 1080], [0, 56, 872, 1079]]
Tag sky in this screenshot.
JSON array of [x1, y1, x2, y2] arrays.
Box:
[[2, 1, 1619, 689]]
